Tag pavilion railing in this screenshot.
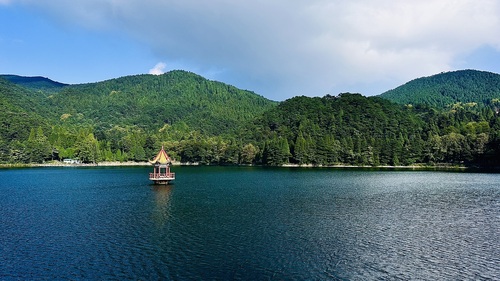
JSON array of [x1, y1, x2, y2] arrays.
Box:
[[149, 172, 175, 179]]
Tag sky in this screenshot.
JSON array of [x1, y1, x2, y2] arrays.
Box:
[[1, 0, 500, 101]]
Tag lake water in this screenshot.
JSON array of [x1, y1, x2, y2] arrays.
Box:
[[1, 166, 499, 280]]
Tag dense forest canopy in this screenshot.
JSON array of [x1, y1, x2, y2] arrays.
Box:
[[379, 70, 500, 109], [47, 70, 277, 135], [1, 69, 500, 167], [0, 71, 277, 164]]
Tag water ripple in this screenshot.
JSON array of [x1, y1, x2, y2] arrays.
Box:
[[1, 167, 499, 280]]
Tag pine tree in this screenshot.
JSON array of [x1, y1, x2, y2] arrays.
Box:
[[25, 127, 52, 163], [76, 133, 100, 163], [293, 131, 307, 164]]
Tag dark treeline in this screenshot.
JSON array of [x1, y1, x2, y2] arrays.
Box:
[[3, 93, 500, 167], [1, 70, 500, 167], [248, 94, 500, 166]]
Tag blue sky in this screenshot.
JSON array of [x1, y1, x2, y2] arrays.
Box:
[[1, 0, 500, 101]]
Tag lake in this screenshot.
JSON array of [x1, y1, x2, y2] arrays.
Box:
[[1, 166, 499, 280]]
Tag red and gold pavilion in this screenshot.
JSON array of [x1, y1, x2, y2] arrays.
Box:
[[149, 146, 175, 184]]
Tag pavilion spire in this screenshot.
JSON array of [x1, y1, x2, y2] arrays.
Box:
[[149, 145, 171, 165]]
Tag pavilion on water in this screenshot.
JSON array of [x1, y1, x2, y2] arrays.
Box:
[[149, 146, 175, 184]]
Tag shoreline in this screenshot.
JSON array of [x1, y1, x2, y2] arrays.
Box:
[[0, 161, 476, 170], [0, 161, 194, 168]]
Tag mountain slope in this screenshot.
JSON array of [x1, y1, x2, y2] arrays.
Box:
[[0, 78, 50, 143], [46, 70, 277, 135], [248, 93, 427, 166], [0, 71, 278, 163], [0, 75, 68, 92], [379, 70, 500, 108]]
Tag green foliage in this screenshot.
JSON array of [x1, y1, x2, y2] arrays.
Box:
[[0, 78, 54, 163], [46, 70, 277, 135], [261, 134, 291, 165], [379, 70, 500, 108], [2, 70, 500, 167], [75, 133, 99, 163], [250, 93, 427, 166], [240, 143, 258, 164], [249, 92, 500, 166], [25, 127, 53, 163]]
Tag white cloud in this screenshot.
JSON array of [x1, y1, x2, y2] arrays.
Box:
[[149, 62, 166, 75], [7, 0, 500, 99]]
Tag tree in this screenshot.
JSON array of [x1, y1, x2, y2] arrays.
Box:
[[76, 133, 99, 163], [262, 137, 278, 166], [240, 143, 258, 164], [441, 132, 469, 163], [262, 135, 291, 166], [280, 137, 292, 164], [25, 127, 52, 163], [293, 131, 308, 164], [316, 134, 340, 165]]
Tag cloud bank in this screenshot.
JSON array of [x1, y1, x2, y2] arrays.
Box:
[[7, 0, 500, 99]]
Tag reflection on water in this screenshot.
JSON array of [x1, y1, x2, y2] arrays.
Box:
[[152, 185, 173, 227]]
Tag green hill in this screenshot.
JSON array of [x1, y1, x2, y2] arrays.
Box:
[[48, 70, 277, 135], [247, 92, 500, 167], [2, 69, 500, 166], [0, 71, 278, 163], [0, 75, 68, 92], [379, 70, 500, 108], [0, 78, 52, 162], [248, 93, 427, 166]]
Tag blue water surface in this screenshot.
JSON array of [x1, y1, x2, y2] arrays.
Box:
[[1, 166, 499, 280]]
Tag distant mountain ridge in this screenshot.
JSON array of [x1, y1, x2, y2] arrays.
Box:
[[379, 70, 500, 108], [1, 70, 277, 136], [0, 74, 68, 92], [3, 68, 500, 166]]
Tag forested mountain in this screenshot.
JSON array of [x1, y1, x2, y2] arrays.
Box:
[[0, 78, 51, 138], [0, 75, 68, 92], [247, 93, 500, 166], [246, 94, 425, 166], [379, 70, 500, 109], [1, 69, 500, 167], [47, 70, 276, 135], [0, 71, 277, 163]]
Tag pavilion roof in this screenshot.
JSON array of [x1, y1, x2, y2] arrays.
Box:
[[150, 146, 171, 165]]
